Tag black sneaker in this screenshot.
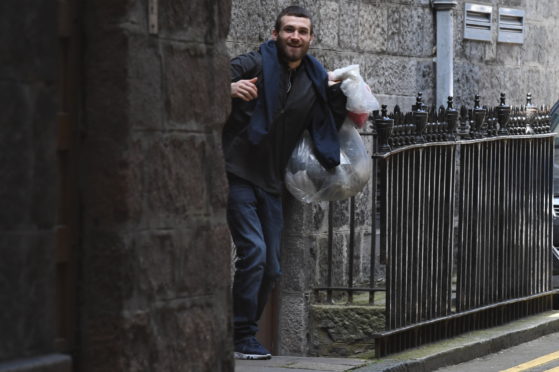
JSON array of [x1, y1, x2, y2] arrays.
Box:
[[234, 336, 272, 360]]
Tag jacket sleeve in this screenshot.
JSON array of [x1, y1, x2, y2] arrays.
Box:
[[230, 51, 262, 82], [327, 83, 348, 130]]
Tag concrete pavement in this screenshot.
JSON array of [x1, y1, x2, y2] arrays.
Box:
[[235, 310, 559, 372]]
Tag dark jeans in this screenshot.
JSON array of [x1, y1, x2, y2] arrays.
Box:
[[227, 174, 283, 341]]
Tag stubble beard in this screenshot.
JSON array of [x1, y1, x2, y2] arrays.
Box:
[[276, 37, 310, 64]]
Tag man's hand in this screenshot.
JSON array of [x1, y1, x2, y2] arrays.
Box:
[[231, 77, 258, 101], [327, 71, 341, 87]]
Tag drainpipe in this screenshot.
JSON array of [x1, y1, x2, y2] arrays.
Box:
[[432, 0, 458, 108]]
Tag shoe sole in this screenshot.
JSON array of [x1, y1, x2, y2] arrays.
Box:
[[234, 352, 272, 360]]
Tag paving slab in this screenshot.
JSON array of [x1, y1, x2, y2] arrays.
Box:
[[235, 356, 367, 372]]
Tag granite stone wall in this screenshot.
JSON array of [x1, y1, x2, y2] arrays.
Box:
[[228, 0, 559, 356], [0, 0, 60, 367], [453, 0, 559, 108], [80, 1, 234, 371]]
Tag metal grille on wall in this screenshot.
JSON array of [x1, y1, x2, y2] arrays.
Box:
[[314, 92, 556, 357]]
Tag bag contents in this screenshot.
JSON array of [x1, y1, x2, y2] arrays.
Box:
[[285, 119, 372, 203]]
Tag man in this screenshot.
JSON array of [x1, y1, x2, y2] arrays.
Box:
[[224, 5, 347, 360]]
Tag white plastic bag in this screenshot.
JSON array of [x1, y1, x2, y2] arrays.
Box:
[[285, 119, 372, 203], [329, 64, 379, 114]]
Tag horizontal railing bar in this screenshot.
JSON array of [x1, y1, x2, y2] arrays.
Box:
[[373, 290, 558, 338], [314, 287, 386, 292], [373, 133, 555, 158]]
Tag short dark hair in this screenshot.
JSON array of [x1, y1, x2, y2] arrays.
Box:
[[274, 5, 313, 34]]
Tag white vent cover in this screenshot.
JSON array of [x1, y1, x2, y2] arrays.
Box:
[[498, 8, 525, 44], [464, 3, 493, 42]]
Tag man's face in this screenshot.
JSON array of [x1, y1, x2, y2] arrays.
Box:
[[272, 15, 313, 65]]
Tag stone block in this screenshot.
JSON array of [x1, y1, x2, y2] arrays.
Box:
[[124, 297, 232, 372], [309, 304, 384, 357], [80, 226, 232, 371], [495, 42, 522, 67], [126, 225, 231, 304], [127, 34, 163, 131], [84, 28, 129, 142], [375, 94, 417, 112], [283, 195, 315, 236], [142, 133, 229, 226], [281, 235, 314, 292], [339, 0, 360, 50], [358, 3, 386, 53], [0, 82, 57, 230], [0, 0, 56, 82], [528, 0, 559, 21], [387, 5, 434, 58], [0, 233, 56, 361], [158, 0, 231, 43], [453, 61, 481, 107], [416, 60, 435, 105], [81, 136, 143, 229], [364, 56, 418, 98], [80, 230, 134, 317], [453, 8, 465, 60], [228, 0, 248, 43], [245, 0, 268, 43], [317, 1, 339, 49], [332, 198, 350, 229], [277, 292, 310, 355], [162, 42, 231, 130]]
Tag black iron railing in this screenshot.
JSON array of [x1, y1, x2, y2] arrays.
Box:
[[313, 93, 556, 357]]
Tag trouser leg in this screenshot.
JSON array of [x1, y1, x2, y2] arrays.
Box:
[[254, 186, 283, 321], [227, 176, 283, 341]]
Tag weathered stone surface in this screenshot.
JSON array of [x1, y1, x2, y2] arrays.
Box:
[[0, 233, 56, 361], [142, 134, 208, 224], [338, 0, 360, 50], [0, 0, 57, 82], [310, 305, 384, 357], [159, 0, 231, 42], [317, 1, 339, 49], [91, 297, 232, 372], [358, 3, 386, 53], [163, 42, 231, 129], [80, 1, 234, 371], [281, 235, 315, 292], [81, 136, 144, 229], [0, 1, 58, 366], [125, 226, 231, 305], [83, 27, 129, 141], [128, 34, 163, 131], [278, 293, 310, 355], [387, 5, 433, 58], [0, 82, 57, 230]]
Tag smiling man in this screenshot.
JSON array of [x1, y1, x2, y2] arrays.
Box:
[[223, 5, 347, 360]]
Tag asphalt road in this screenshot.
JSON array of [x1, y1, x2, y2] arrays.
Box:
[[434, 331, 559, 372]]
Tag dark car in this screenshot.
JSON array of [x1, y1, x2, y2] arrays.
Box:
[[551, 100, 559, 274]]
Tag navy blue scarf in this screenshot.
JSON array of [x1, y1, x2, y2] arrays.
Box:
[[247, 40, 340, 169]]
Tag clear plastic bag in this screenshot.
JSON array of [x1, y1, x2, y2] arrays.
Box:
[[285, 119, 372, 203], [329, 64, 379, 115], [328, 65, 379, 128]]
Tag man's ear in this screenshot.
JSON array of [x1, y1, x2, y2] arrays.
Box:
[[271, 29, 278, 40]]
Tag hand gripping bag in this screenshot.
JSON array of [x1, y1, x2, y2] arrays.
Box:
[[329, 65, 379, 128]]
